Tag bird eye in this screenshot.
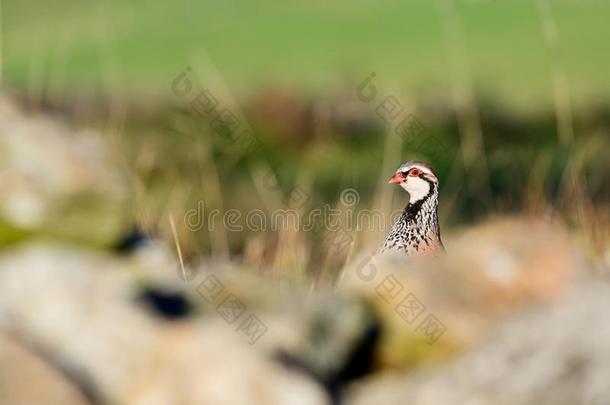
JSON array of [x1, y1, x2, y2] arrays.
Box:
[[408, 168, 422, 176]]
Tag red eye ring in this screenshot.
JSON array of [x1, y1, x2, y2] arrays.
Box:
[[408, 168, 422, 176]]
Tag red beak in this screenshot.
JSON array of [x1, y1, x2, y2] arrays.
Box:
[[388, 173, 405, 184]]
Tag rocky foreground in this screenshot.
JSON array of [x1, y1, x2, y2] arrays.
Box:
[[0, 221, 609, 405]]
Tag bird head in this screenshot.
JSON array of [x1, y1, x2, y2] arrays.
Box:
[[388, 161, 438, 203]]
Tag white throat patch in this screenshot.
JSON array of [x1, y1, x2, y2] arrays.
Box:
[[400, 176, 430, 203]]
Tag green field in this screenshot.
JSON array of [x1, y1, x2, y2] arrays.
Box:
[[3, 0, 610, 106]]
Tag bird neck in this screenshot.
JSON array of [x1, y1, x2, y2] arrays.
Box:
[[382, 183, 442, 255], [403, 184, 440, 236]]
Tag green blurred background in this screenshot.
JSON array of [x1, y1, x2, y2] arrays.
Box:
[[4, 0, 610, 105], [1, 0, 608, 276]]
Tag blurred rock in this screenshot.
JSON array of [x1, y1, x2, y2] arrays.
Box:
[[346, 281, 610, 405], [447, 218, 587, 306], [0, 333, 90, 405], [0, 95, 127, 247], [0, 243, 328, 405], [276, 293, 380, 404], [0, 216, 600, 405], [340, 218, 589, 369]]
